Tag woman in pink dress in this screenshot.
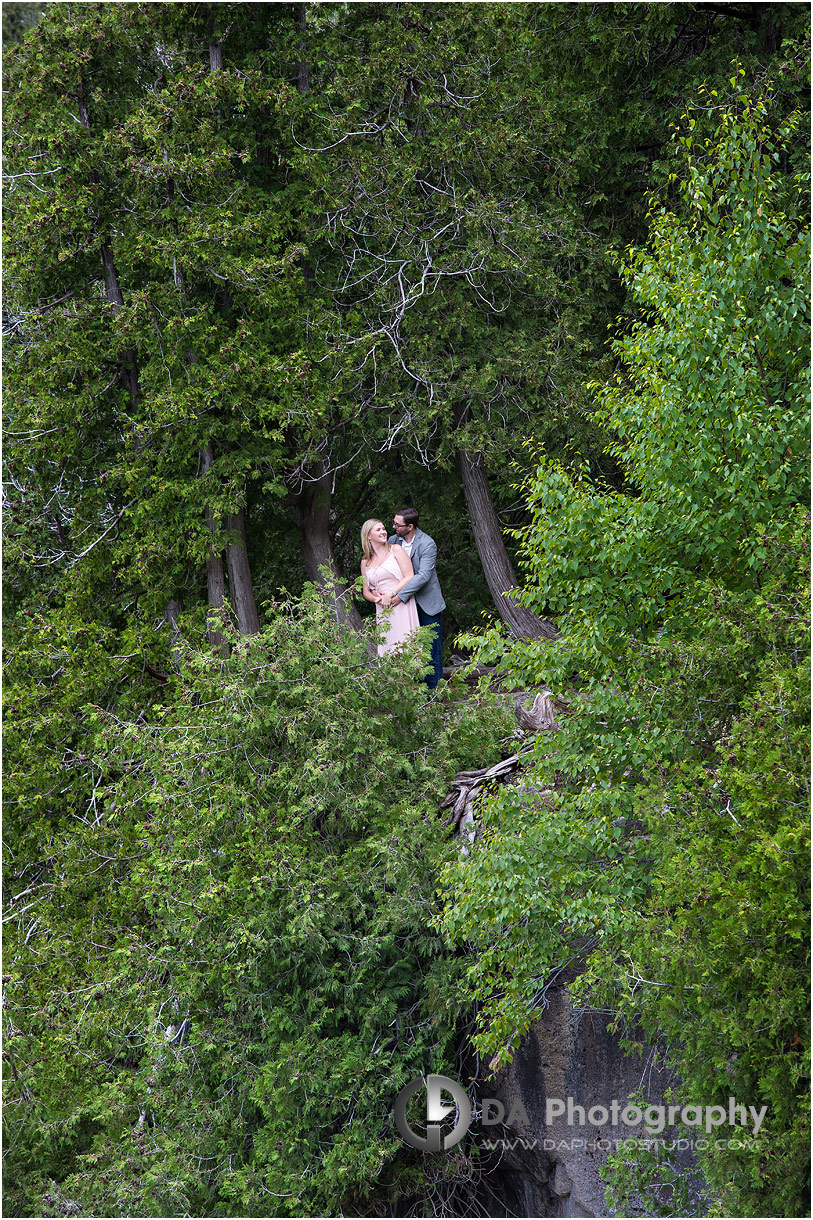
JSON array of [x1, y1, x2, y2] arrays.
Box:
[[360, 519, 420, 655]]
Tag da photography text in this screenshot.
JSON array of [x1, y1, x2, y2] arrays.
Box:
[[544, 1095, 768, 1135], [393, 1075, 768, 1153]]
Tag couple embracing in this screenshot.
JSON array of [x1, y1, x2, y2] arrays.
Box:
[[360, 507, 445, 690]]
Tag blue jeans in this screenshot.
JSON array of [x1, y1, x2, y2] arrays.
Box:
[[417, 607, 443, 689]]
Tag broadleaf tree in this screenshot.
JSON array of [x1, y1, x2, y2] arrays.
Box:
[[442, 88, 810, 1217]]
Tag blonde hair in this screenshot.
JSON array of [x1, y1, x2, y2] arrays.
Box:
[[361, 519, 390, 564]]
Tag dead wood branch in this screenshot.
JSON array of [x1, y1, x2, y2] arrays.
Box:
[[441, 690, 568, 853], [513, 690, 565, 732]]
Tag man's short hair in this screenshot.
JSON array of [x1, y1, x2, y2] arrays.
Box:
[[395, 506, 419, 528]]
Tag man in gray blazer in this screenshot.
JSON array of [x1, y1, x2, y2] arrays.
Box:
[[389, 506, 445, 689]]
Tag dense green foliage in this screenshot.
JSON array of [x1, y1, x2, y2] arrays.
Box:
[[5, 593, 512, 1216], [4, 4, 810, 1217], [6, 3, 806, 631], [443, 92, 810, 1216]]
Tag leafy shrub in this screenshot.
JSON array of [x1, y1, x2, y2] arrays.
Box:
[[442, 92, 810, 1217], [4, 588, 509, 1217]]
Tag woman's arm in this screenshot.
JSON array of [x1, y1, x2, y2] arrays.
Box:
[[361, 560, 381, 603]]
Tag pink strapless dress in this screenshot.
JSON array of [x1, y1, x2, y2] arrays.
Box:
[[367, 549, 420, 656]]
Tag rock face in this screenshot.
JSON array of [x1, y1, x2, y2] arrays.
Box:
[[445, 700, 701, 1217], [472, 982, 690, 1217]]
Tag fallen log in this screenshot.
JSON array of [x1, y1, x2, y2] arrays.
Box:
[[442, 661, 496, 681], [442, 690, 568, 854]]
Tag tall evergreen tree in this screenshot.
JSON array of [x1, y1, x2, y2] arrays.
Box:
[[4, 5, 809, 1216]]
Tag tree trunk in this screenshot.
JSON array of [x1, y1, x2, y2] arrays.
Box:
[[169, 204, 224, 649], [99, 244, 139, 411], [288, 12, 359, 632], [295, 461, 363, 632], [456, 446, 557, 640], [295, 4, 310, 96], [164, 596, 183, 670], [198, 35, 260, 641], [200, 443, 229, 655], [204, 503, 227, 620], [224, 509, 261, 635], [78, 80, 139, 414]]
